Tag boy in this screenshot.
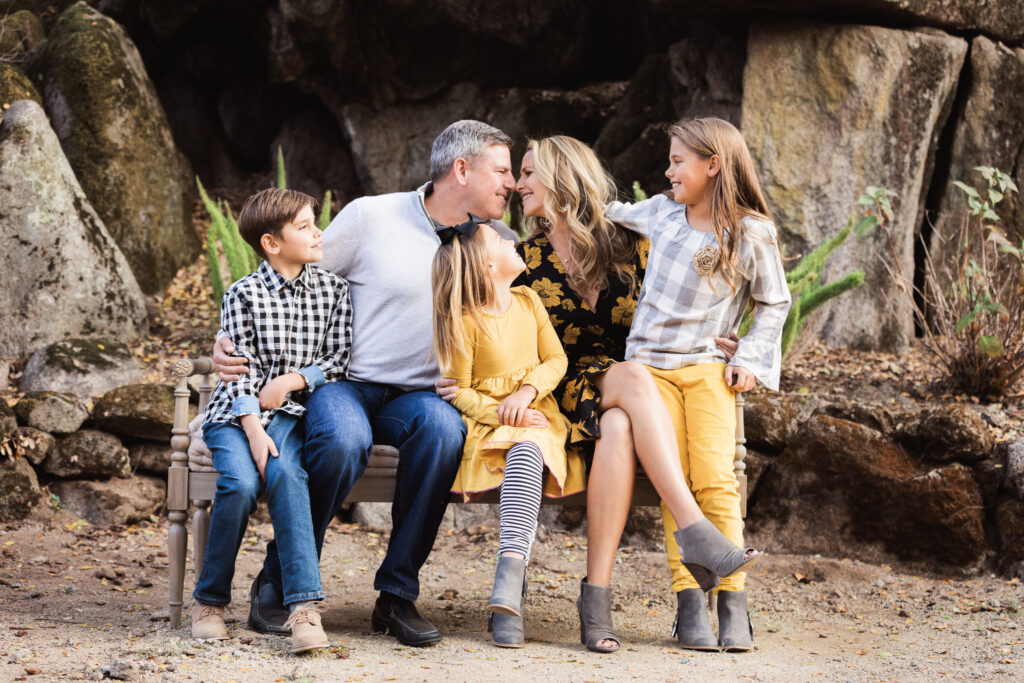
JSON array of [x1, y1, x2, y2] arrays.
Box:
[[192, 188, 352, 654]]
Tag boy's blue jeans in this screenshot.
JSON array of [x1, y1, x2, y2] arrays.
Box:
[[193, 414, 324, 607]]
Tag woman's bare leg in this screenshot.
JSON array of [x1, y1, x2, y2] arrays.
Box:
[[593, 361, 703, 528], [585, 407, 634, 650]]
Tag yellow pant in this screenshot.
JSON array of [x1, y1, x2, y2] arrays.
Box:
[[646, 363, 745, 593]]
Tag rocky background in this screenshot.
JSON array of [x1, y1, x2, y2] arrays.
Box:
[[1, 1, 1024, 577]]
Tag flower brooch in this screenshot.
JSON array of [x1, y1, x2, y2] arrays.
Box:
[[692, 245, 720, 277]]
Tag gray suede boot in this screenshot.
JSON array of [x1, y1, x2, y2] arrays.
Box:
[[717, 590, 754, 651], [672, 588, 717, 651], [489, 555, 527, 617], [488, 612, 525, 648], [673, 519, 761, 592]]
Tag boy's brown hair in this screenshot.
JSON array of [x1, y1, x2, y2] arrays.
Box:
[[238, 188, 319, 259]]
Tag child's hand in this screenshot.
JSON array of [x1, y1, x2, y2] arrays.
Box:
[[522, 409, 549, 429], [241, 415, 278, 479], [714, 332, 740, 361], [259, 373, 305, 410], [724, 365, 756, 392], [497, 385, 539, 426]]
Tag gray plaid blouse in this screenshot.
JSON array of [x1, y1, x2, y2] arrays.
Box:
[[606, 195, 791, 390], [204, 261, 353, 427]]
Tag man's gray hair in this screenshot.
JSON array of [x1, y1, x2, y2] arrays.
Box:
[[429, 120, 513, 182]]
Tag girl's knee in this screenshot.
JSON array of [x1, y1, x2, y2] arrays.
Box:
[[598, 408, 633, 448]]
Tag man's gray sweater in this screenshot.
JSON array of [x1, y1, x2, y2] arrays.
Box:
[[318, 182, 515, 391]]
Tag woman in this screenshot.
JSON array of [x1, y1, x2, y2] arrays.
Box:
[[439, 135, 754, 652]]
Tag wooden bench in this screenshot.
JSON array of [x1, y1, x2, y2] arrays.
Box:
[[166, 357, 750, 628]]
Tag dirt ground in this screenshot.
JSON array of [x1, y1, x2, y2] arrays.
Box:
[[1, 505, 1022, 683]]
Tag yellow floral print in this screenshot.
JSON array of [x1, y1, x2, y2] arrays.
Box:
[[611, 296, 637, 325], [531, 277, 564, 307], [561, 298, 576, 312], [563, 323, 581, 346], [522, 244, 542, 270]]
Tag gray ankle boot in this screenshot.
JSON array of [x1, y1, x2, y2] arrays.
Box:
[[717, 590, 754, 651], [488, 612, 524, 648], [672, 589, 717, 651], [489, 555, 527, 617]]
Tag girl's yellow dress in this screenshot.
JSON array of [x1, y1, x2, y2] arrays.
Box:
[[449, 286, 586, 501]]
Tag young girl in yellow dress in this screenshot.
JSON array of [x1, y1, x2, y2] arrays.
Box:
[[431, 217, 585, 648]]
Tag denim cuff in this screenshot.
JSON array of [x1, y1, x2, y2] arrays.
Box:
[[297, 365, 325, 391], [231, 394, 260, 416]]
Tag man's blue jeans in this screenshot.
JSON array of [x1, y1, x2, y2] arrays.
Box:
[[194, 414, 323, 607], [261, 380, 466, 602]]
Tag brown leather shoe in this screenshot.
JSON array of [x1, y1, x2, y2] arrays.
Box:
[[284, 602, 330, 654], [191, 603, 229, 642]]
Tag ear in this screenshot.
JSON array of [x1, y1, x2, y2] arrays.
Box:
[[707, 154, 722, 178], [260, 233, 280, 256], [453, 157, 470, 186]]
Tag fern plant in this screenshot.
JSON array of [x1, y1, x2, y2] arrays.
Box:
[[200, 146, 335, 302]]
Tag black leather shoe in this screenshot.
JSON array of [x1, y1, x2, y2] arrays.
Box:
[[371, 593, 442, 647], [247, 568, 291, 635]]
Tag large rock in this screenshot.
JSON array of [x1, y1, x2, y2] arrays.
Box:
[[0, 63, 41, 111], [127, 440, 170, 476], [49, 474, 165, 526], [928, 37, 1024, 283], [995, 498, 1024, 573], [19, 339, 144, 399], [27, 2, 200, 293], [93, 384, 174, 441], [0, 100, 147, 358], [906, 404, 993, 463], [10, 426, 55, 466], [1004, 440, 1024, 500], [14, 391, 89, 435], [742, 394, 799, 450], [0, 456, 42, 523], [748, 415, 986, 566], [0, 9, 44, 58], [45, 429, 130, 479], [742, 23, 967, 351], [269, 105, 361, 205]]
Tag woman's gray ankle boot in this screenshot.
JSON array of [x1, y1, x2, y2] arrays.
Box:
[[673, 589, 717, 651], [717, 590, 754, 651], [489, 555, 527, 617]]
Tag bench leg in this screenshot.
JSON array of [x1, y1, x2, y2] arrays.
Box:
[[168, 508, 188, 629], [192, 500, 211, 581]]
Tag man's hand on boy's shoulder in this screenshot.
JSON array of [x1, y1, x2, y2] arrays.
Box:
[[214, 335, 249, 381]]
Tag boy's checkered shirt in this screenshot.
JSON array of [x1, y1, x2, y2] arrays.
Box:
[[204, 261, 353, 427], [607, 194, 792, 390]]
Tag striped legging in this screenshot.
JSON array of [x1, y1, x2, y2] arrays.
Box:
[[498, 442, 545, 560]]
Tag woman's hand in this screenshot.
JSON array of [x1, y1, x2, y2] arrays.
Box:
[[724, 365, 756, 392], [436, 377, 458, 402], [714, 332, 740, 361], [213, 335, 249, 382], [497, 385, 539, 426]]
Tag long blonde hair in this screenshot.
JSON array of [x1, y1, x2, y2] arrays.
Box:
[[431, 229, 494, 373], [668, 118, 774, 292], [525, 136, 639, 296]]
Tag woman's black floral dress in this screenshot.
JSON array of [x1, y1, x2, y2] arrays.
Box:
[[514, 233, 649, 455]]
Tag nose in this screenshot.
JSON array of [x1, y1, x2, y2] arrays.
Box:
[[665, 165, 672, 179]]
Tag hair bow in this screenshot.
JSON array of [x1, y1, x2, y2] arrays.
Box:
[[435, 213, 486, 245]]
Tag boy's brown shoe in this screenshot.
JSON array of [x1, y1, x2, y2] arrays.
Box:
[[191, 603, 229, 642], [283, 602, 330, 654]]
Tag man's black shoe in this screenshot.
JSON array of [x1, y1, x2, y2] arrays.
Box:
[[247, 568, 291, 635], [370, 592, 442, 647]]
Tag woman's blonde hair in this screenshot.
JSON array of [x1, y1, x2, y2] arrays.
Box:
[[525, 136, 638, 296], [668, 117, 774, 292], [431, 229, 494, 373]]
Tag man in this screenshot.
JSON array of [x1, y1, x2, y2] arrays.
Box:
[[212, 120, 518, 646]]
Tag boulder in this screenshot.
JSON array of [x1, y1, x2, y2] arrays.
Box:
[[0, 100, 147, 359], [1004, 439, 1024, 500], [127, 440, 170, 475], [908, 404, 993, 463], [743, 449, 773, 499], [0, 9, 44, 58], [742, 23, 967, 351], [19, 339, 144, 399], [9, 426, 55, 466], [217, 71, 290, 168], [45, 429, 130, 479], [0, 63, 41, 111], [14, 391, 89, 435], [743, 394, 799, 450], [0, 456, 42, 523], [928, 37, 1024, 284], [748, 415, 986, 566], [0, 399, 16, 441], [351, 502, 391, 532], [49, 474, 165, 526], [995, 498, 1024, 571], [269, 105, 360, 205], [93, 384, 174, 441], [26, 2, 200, 294]]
